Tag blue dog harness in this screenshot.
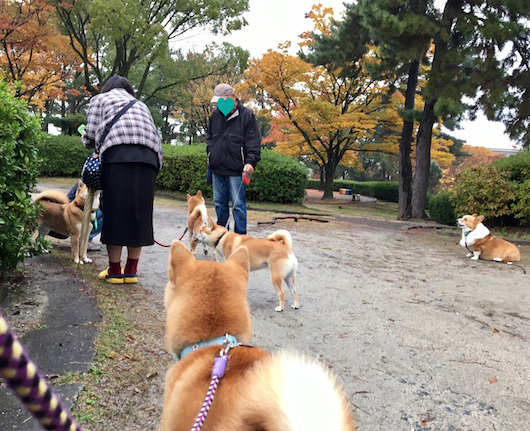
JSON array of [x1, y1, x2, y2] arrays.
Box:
[[173, 333, 239, 361]]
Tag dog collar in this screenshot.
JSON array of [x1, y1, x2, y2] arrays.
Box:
[[213, 232, 227, 248], [173, 333, 239, 362], [464, 230, 472, 237]]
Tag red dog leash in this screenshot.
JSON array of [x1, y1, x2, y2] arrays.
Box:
[[154, 227, 188, 248]]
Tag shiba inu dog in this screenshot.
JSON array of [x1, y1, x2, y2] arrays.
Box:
[[162, 241, 356, 431], [458, 214, 521, 263], [195, 219, 299, 311], [186, 190, 209, 255], [33, 181, 100, 264]]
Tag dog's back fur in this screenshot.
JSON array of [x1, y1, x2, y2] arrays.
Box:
[[162, 241, 355, 431], [33, 190, 70, 205], [186, 191, 209, 254]]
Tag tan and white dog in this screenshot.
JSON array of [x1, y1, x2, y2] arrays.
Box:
[[33, 181, 100, 264], [194, 219, 299, 311], [458, 214, 521, 263], [162, 240, 356, 431], [186, 190, 209, 255]]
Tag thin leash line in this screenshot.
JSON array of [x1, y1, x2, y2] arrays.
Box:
[[154, 226, 188, 248], [0, 314, 83, 431], [225, 179, 245, 232]]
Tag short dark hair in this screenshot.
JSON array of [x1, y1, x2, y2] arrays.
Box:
[[100, 76, 136, 97]]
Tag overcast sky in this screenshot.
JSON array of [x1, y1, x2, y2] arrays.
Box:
[[174, 0, 517, 150]]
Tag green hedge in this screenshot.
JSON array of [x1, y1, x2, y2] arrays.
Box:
[[159, 145, 308, 203], [35, 137, 308, 203], [427, 192, 456, 225], [307, 178, 399, 202], [37, 135, 91, 177], [1, 81, 46, 274]]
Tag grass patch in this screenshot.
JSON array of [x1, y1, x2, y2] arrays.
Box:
[[305, 200, 399, 220], [51, 250, 169, 430]]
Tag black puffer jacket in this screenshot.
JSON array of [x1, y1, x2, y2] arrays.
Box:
[[206, 103, 261, 176]]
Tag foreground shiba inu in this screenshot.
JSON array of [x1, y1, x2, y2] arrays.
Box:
[[186, 190, 209, 255], [195, 219, 299, 311], [458, 214, 521, 263], [162, 241, 356, 431], [33, 181, 100, 264]]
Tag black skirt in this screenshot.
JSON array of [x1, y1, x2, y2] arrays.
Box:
[[100, 162, 157, 247]]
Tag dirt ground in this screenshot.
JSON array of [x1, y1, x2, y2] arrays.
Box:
[[3, 187, 529, 430]]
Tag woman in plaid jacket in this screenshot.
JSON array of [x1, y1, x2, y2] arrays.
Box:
[[82, 76, 162, 284]]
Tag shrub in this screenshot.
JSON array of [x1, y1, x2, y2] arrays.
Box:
[[158, 145, 308, 203], [493, 150, 530, 183], [451, 164, 517, 222], [512, 179, 530, 224], [427, 192, 456, 226], [306, 178, 399, 202], [36, 135, 91, 177], [0, 81, 46, 275]]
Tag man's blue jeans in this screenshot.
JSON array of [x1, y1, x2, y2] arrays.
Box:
[[212, 173, 247, 234]]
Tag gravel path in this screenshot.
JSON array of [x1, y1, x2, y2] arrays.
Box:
[[23, 184, 530, 430]]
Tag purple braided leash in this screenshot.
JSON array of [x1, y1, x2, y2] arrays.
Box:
[[190, 352, 230, 431], [0, 314, 83, 431]]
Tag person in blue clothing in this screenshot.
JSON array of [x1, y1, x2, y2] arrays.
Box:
[[206, 83, 261, 234]]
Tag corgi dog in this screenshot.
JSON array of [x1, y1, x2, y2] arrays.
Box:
[[162, 241, 356, 431], [33, 181, 100, 264], [194, 219, 299, 312], [186, 190, 209, 255], [458, 214, 521, 263]]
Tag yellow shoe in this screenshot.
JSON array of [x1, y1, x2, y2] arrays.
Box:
[[98, 268, 124, 284], [123, 274, 138, 284]]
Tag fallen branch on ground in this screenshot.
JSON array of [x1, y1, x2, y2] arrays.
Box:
[[257, 215, 330, 226]]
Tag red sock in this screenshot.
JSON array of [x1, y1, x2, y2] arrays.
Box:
[[108, 261, 121, 276], [124, 258, 139, 275]]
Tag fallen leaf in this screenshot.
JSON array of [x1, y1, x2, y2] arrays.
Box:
[[488, 377, 497, 384], [492, 327, 499, 333]]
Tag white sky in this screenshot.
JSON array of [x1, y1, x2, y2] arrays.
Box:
[[174, 0, 517, 150]]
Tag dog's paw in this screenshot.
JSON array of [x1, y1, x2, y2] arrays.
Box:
[[466, 252, 473, 257], [291, 303, 299, 310], [83, 257, 92, 264], [471, 256, 479, 260], [275, 306, 284, 312]]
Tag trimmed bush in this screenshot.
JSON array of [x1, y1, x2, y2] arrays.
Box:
[[427, 192, 456, 226], [37, 135, 91, 177], [451, 164, 517, 223], [306, 178, 399, 202], [0, 81, 46, 274], [159, 145, 308, 203]]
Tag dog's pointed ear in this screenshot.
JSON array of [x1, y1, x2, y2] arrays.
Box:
[[226, 246, 250, 274], [477, 215, 484, 223], [197, 190, 202, 198], [472, 213, 478, 218], [208, 217, 215, 229], [168, 240, 193, 280], [186, 193, 191, 200]]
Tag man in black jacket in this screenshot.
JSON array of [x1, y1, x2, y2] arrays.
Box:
[[207, 83, 261, 234]]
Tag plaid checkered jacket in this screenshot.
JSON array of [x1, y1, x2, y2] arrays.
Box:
[[82, 88, 162, 167]]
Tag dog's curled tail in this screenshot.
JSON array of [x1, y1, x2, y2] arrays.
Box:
[[228, 352, 355, 431], [190, 204, 209, 225], [268, 229, 292, 250], [32, 190, 69, 205]]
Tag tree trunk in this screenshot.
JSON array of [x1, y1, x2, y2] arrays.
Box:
[[322, 162, 336, 199], [398, 59, 420, 219], [412, 100, 436, 218]]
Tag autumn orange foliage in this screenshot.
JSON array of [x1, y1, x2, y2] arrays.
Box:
[[0, 0, 81, 108]]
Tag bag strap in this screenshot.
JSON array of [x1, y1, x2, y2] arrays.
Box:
[[96, 99, 138, 151]]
